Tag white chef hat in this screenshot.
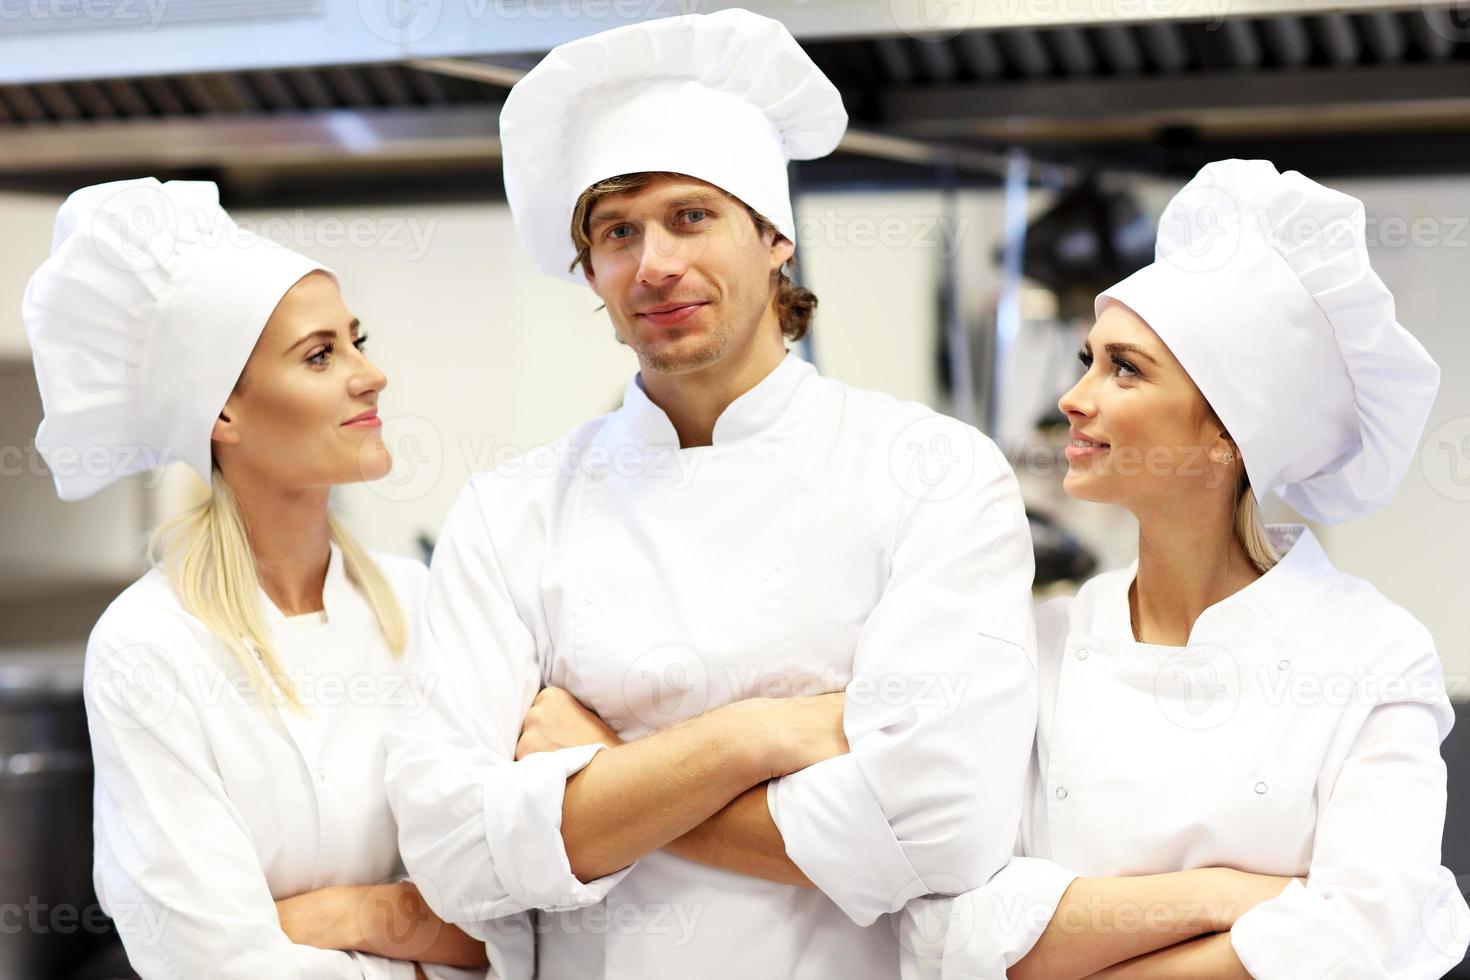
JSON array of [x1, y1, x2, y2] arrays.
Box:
[[499, 8, 848, 286], [1095, 159, 1439, 524], [23, 177, 333, 501]]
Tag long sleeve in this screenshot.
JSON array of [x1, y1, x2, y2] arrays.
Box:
[[85, 633, 413, 980], [1230, 646, 1470, 979], [383, 483, 634, 939], [900, 856, 1080, 980], [900, 597, 1082, 980], [768, 425, 1039, 926]]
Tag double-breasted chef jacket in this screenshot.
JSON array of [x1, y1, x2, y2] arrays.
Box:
[[383, 351, 1040, 979], [901, 524, 1469, 979], [85, 543, 496, 980]]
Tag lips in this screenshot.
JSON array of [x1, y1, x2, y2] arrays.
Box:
[[342, 410, 381, 429], [636, 302, 708, 327], [1065, 429, 1109, 462]]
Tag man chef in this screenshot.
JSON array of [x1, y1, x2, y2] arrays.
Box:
[[383, 9, 1039, 979]]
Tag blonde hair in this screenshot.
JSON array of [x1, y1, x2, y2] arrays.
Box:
[[1234, 471, 1281, 574], [147, 471, 407, 712], [567, 171, 818, 343], [1204, 397, 1280, 575]]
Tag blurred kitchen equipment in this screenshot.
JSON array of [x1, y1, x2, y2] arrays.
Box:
[[0, 645, 118, 979]]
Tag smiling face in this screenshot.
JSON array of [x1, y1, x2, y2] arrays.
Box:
[[211, 270, 391, 489], [1058, 302, 1238, 511], [580, 174, 794, 376]]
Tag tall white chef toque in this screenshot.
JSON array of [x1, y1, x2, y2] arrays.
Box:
[[499, 7, 849, 286], [23, 177, 334, 501], [1095, 158, 1440, 524]]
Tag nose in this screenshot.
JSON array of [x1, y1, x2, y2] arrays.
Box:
[[635, 222, 690, 286], [1058, 371, 1093, 422], [349, 348, 388, 398]]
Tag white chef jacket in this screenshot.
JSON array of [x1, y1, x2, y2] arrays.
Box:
[[84, 541, 503, 980], [383, 351, 1039, 979], [901, 524, 1470, 979]]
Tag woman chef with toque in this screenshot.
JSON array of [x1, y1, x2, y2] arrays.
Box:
[[902, 161, 1470, 979], [23, 179, 504, 979]]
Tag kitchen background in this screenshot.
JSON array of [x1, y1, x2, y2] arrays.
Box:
[[1, 1, 1468, 975]]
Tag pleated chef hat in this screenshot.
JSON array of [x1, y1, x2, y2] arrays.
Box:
[[499, 8, 848, 286], [1096, 159, 1439, 524], [23, 177, 333, 501]]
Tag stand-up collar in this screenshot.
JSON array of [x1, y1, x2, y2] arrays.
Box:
[[615, 351, 817, 449], [259, 540, 354, 630], [1080, 524, 1336, 649]]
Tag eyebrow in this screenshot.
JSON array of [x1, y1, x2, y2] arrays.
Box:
[[1085, 340, 1159, 365], [286, 318, 360, 354], [589, 191, 723, 233]]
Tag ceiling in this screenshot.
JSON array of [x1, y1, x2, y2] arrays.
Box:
[[1, 1, 1466, 203]]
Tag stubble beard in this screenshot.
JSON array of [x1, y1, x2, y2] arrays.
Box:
[[634, 312, 733, 376]]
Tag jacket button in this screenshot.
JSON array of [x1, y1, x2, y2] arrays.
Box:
[[1254, 780, 1268, 795], [1055, 786, 1068, 801], [1075, 647, 1089, 661], [1277, 659, 1290, 671], [581, 591, 598, 606]]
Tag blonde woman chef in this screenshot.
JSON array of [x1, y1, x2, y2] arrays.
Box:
[[902, 160, 1470, 978], [24, 179, 506, 980]]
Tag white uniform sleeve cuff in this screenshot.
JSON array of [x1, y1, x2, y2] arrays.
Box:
[[348, 951, 421, 980], [900, 858, 1078, 980], [480, 743, 635, 914], [1230, 879, 1390, 980], [958, 858, 1078, 978], [768, 753, 925, 926]]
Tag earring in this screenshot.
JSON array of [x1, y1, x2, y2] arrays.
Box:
[[1222, 450, 1235, 463]]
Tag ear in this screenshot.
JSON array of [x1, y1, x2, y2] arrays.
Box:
[[769, 235, 795, 273], [1208, 430, 1238, 465], [211, 398, 241, 446]]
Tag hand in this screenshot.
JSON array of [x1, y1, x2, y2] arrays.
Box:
[[276, 884, 359, 951], [1204, 868, 1299, 932], [755, 691, 848, 780], [355, 881, 441, 960], [517, 687, 622, 760]]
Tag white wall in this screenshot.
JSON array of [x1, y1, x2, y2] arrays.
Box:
[[1311, 176, 1470, 700]]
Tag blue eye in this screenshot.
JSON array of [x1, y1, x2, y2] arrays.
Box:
[[683, 209, 708, 223], [607, 224, 632, 240], [308, 342, 334, 366]]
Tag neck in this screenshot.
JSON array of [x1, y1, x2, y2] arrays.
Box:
[[1130, 495, 1261, 646], [222, 466, 333, 616], [638, 316, 787, 449]]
